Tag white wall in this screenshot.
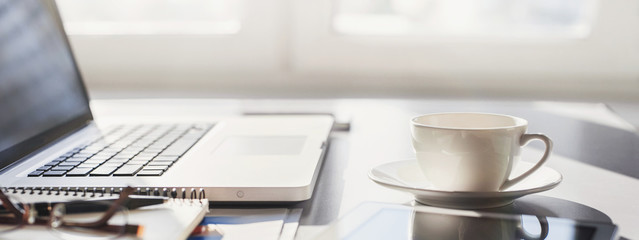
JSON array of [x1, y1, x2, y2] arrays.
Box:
[[65, 0, 639, 101]]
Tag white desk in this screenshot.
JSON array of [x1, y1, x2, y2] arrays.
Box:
[[91, 99, 639, 239]]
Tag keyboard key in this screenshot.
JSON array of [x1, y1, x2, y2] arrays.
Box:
[[147, 161, 172, 166], [153, 156, 179, 162], [150, 159, 173, 164], [90, 166, 118, 176], [28, 170, 44, 177], [102, 162, 124, 168], [136, 152, 157, 157], [101, 148, 121, 154], [156, 154, 180, 159], [113, 165, 144, 176], [142, 165, 169, 171], [84, 146, 106, 151], [84, 159, 108, 164], [51, 165, 74, 171], [136, 170, 163, 176], [43, 171, 67, 177], [65, 158, 87, 163], [127, 160, 150, 165], [44, 161, 60, 166], [145, 146, 166, 152], [105, 158, 129, 162], [77, 163, 99, 169], [72, 153, 93, 158], [58, 161, 83, 167], [105, 158, 128, 163], [113, 153, 136, 159], [88, 155, 112, 161], [140, 149, 162, 154], [124, 146, 144, 152], [130, 142, 151, 148], [131, 156, 154, 161], [37, 166, 52, 171], [66, 168, 93, 176]]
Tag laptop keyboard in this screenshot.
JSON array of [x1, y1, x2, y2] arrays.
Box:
[[28, 123, 213, 177]]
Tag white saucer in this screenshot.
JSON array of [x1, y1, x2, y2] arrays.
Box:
[[369, 160, 562, 209]]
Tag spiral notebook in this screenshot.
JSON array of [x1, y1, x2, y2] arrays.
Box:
[[0, 191, 209, 240]]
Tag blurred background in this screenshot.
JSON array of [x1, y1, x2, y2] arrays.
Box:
[[55, 0, 639, 101]]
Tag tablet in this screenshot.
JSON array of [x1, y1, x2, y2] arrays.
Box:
[[315, 202, 617, 240]]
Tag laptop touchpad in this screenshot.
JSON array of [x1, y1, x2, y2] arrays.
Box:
[[214, 136, 306, 156]]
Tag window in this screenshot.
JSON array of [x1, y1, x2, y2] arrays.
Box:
[[57, 0, 284, 87], [334, 0, 597, 38], [55, 0, 639, 99], [56, 0, 242, 35]]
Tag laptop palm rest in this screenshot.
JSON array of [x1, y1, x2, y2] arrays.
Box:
[[213, 136, 307, 156]]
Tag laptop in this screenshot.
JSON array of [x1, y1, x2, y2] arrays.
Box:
[[0, 0, 334, 202]]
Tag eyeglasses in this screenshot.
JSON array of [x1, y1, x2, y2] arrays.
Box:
[[0, 186, 143, 239]]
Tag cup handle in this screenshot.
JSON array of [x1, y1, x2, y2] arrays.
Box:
[[517, 216, 550, 240], [500, 134, 553, 191]]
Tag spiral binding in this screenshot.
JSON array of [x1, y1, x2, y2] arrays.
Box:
[[1, 186, 207, 202]]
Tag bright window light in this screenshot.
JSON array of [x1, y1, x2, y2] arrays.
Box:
[[56, 0, 242, 35], [334, 0, 597, 38]]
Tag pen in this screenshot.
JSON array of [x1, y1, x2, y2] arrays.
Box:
[[0, 195, 168, 216]]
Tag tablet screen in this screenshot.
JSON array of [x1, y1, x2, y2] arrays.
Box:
[[317, 203, 616, 240]]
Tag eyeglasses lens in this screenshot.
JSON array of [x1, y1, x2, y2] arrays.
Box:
[[50, 201, 129, 240]]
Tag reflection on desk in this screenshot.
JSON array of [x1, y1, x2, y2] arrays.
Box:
[[314, 202, 617, 240]]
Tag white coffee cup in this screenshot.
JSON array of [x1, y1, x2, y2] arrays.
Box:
[[410, 112, 552, 192]]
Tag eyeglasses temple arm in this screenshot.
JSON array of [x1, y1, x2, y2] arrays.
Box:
[[0, 189, 24, 219], [65, 186, 135, 228]]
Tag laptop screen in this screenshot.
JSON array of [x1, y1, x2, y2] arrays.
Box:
[[0, 0, 91, 171]]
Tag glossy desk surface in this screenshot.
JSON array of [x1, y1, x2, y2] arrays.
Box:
[[91, 99, 639, 239]]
